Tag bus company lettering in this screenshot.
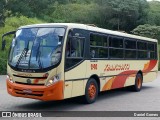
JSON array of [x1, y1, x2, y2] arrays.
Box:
[[104, 64, 130, 72], [17, 73, 32, 77]]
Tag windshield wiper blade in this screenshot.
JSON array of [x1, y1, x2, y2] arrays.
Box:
[[35, 42, 43, 69], [36, 42, 40, 61], [15, 48, 27, 68], [37, 51, 43, 69], [15, 41, 29, 68]]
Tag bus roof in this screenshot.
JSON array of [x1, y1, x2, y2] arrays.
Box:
[[19, 23, 157, 42]]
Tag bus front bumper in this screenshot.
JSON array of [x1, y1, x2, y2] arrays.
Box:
[[6, 79, 64, 101]]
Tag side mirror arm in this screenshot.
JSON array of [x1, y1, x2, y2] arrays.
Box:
[[2, 31, 16, 51]]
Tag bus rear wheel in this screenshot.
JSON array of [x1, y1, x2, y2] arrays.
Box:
[[84, 78, 98, 104], [131, 73, 143, 92]]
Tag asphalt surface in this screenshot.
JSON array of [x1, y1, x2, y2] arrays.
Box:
[[0, 72, 160, 119]]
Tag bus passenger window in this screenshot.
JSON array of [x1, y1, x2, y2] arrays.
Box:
[[109, 36, 124, 59], [147, 51, 151, 59], [91, 49, 96, 58], [124, 39, 137, 59], [90, 34, 108, 59], [148, 42, 156, 59], [137, 41, 148, 59]]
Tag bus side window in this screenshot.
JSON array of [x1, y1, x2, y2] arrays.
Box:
[[147, 51, 151, 59], [66, 37, 84, 58], [148, 42, 155, 59], [90, 34, 108, 59], [65, 37, 84, 70]]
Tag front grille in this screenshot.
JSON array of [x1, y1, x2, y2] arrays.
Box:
[[15, 92, 43, 97], [15, 81, 44, 86], [13, 74, 47, 79], [14, 89, 44, 97]]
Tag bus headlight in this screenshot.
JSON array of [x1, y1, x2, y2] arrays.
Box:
[[7, 75, 14, 83], [46, 74, 61, 86]]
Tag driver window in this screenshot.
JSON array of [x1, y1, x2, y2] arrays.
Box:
[[65, 36, 84, 70], [66, 37, 84, 58]]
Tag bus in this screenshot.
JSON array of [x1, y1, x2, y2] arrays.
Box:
[[2, 23, 158, 104]]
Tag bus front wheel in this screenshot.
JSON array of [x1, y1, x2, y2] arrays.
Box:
[[84, 78, 98, 104]]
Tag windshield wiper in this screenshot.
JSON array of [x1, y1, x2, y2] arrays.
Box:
[[37, 51, 43, 69], [36, 42, 40, 61], [15, 41, 29, 68], [15, 48, 27, 68], [35, 42, 43, 69]]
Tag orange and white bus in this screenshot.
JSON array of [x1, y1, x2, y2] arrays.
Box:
[[3, 23, 158, 104]]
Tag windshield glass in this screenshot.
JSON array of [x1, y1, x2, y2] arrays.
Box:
[[9, 27, 65, 70]]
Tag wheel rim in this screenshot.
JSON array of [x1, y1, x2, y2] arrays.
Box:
[[88, 83, 96, 100], [137, 77, 142, 89]]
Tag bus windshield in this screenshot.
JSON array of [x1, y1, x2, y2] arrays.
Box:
[[9, 27, 65, 70]]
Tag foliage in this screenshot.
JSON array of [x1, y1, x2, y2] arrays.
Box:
[[0, 0, 6, 27], [132, 24, 160, 41], [147, 1, 160, 26], [92, 0, 149, 32], [45, 3, 100, 24]]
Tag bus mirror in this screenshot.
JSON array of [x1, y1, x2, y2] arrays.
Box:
[[2, 39, 6, 51], [58, 35, 63, 43], [1, 31, 16, 51]]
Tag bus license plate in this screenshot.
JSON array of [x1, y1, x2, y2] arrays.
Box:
[[23, 89, 32, 94]]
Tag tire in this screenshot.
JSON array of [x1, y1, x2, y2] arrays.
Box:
[[131, 73, 143, 92], [84, 78, 98, 104]]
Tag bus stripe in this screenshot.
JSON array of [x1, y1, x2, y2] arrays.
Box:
[[102, 60, 157, 91]]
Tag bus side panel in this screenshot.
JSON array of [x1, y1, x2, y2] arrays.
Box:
[[64, 81, 73, 99], [86, 60, 158, 92], [64, 61, 87, 98], [86, 60, 138, 91], [124, 76, 136, 87], [72, 80, 84, 97], [143, 60, 158, 83], [143, 60, 159, 83], [86, 60, 107, 91], [102, 77, 112, 91], [143, 72, 157, 83]]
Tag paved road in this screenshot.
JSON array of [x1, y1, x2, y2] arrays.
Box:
[[0, 73, 160, 119]]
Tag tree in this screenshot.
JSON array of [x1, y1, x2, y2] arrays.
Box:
[[94, 0, 149, 32], [0, 0, 6, 27], [147, 1, 160, 26], [46, 3, 99, 24], [132, 24, 160, 41], [6, 0, 56, 18]]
